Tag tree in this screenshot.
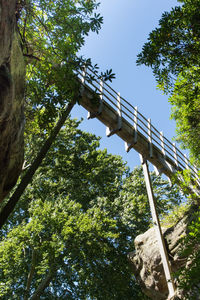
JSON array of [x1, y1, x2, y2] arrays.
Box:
[[175, 210, 200, 299], [0, 119, 181, 299], [137, 0, 200, 294], [0, 0, 116, 221], [19, 0, 104, 150], [168, 68, 200, 163], [19, 0, 113, 128], [136, 0, 200, 92], [137, 0, 200, 163]]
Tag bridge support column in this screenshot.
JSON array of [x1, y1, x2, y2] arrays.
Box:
[[140, 154, 176, 300]]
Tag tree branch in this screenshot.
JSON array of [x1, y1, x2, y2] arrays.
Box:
[[0, 99, 76, 228], [24, 249, 37, 300], [29, 268, 55, 300]]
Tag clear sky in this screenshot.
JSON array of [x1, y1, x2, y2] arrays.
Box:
[[72, 0, 180, 170]]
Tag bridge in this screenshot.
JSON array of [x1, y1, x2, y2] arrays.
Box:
[[77, 66, 199, 194]]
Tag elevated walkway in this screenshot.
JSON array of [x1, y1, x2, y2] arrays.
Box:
[[77, 66, 199, 195]]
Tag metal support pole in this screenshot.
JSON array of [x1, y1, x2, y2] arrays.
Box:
[[140, 154, 176, 299]]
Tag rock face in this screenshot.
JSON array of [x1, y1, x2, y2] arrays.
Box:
[[128, 215, 189, 300], [0, 0, 25, 201]]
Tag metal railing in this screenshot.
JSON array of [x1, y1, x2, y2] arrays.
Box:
[[77, 66, 199, 185]]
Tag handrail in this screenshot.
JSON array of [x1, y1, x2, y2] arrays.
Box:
[[77, 66, 199, 186]]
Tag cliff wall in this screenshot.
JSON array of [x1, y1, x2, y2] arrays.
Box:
[[0, 0, 25, 201]]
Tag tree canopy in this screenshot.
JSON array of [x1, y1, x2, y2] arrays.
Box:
[[20, 0, 103, 126], [137, 0, 200, 295], [0, 0, 117, 224], [0, 119, 181, 299], [137, 0, 200, 164], [137, 0, 200, 91]]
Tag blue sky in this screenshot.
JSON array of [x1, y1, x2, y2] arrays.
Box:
[[72, 0, 180, 170]]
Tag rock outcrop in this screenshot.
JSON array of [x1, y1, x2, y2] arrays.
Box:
[[0, 0, 25, 202], [128, 213, 192, 300]]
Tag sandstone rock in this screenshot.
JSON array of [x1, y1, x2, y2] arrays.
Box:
[[128, 215, 189, 300], [0, 0, 25, 201]]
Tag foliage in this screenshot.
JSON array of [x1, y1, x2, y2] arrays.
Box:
[[19, 0, 95, 122], [161, 202, 190, 228], [0, 119, 182, 299], [169, 68, 200, 162], [175, 211, 200, 299], [115, 167, 182, 235], [137, 0, 200, 164], [18, 0, 115, 134], [136, 0, 200, 92]]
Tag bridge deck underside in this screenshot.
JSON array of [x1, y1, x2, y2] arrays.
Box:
[[79, 84, 179, 180]]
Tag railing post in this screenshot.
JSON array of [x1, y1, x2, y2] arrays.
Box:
[[99, 79, 104, 113], [117, 92, 122, 129], [80, 66, 87, 96], [160, 131, 166, 157], [134, 106, 138, 144], [100, 79, 103, 98], [184, 154, 189, 170], [194, 165, 200, 186], [125, 106, 138, 152], [87, 78, 103, 119], [140, 155, 176, 299], [173, 143, 178, 168], [153, 131, 166, 176], [81, 66, 87, 84], [106, 92, 122, 137], [148, 118, 153, 158]]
